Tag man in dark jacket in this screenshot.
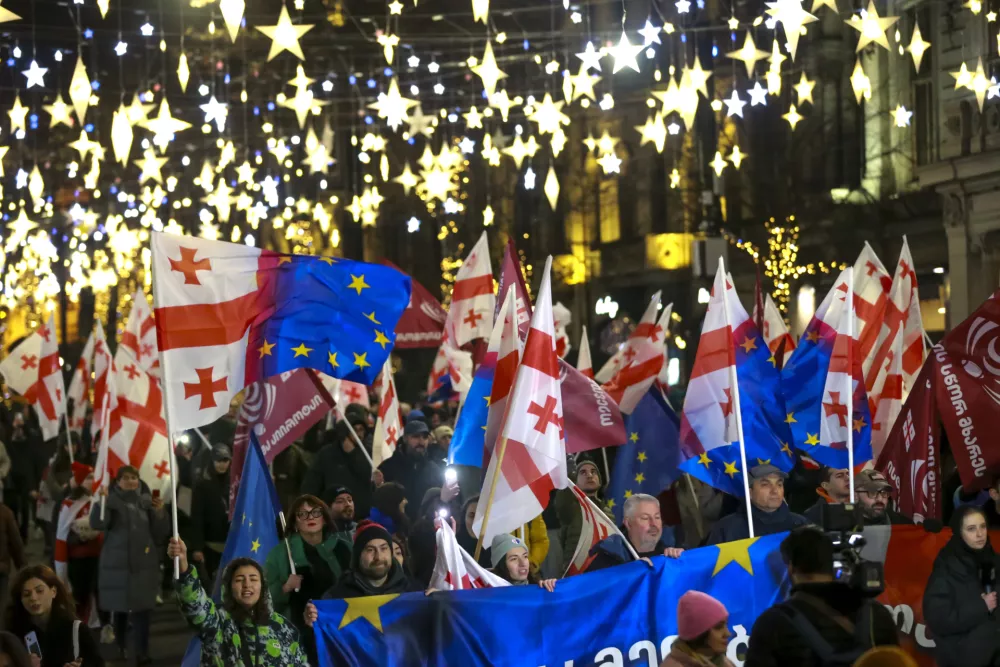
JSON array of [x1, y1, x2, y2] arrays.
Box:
[[803, 467, 851, 525], [302, 418, 375, 519], [745, 527, 898, 667], [556, 456, 614, 574], [585, 493, 683, 572], [328, 486, 358, 534], [378, 420, 444, 521], [706, 464, 808, 545], [5, 411, 41, 540], [854, 470, 912, 526], [321, 520, 417, 599], [189, 445, 232, 586]]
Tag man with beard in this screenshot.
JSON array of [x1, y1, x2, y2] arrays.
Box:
[[585, 494, 683, 571], [304, 521, 418, 626], [328, 486, 357, 533], [378, 420, 444, 521], [855, 470, 910, 526]]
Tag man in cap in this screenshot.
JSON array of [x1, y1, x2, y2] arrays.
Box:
[[378, 420, 444, 521], [803, 467, 851, 525], [554, 455, 614, 575], [855, 469, 910, 526], [705, 463, 808, 545], [327, 486, 357, 534]]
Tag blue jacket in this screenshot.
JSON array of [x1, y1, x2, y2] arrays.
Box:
[[705, 502, 807, 545], [584, 528, 676, 572]]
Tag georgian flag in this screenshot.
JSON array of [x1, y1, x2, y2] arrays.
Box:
[[427, 336, 473, 402], [0, 315, 66, 440], [445, 231, 495, 347], [563, 484, 626, 576], [576, 326, 593, 379], [602, 293, 667, 414], [429, 519, 509, 590], [473, 257, 569, 545], [373, 360, 402, 466], [755, 294, 795, 367], [90, 325, 115, 439], [122, 291, 161, 377], [483, 287, 522, 467], [67, 328, 96, 434], [854, 242, 893, 377]]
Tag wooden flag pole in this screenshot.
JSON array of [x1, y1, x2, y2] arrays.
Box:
[[474, 435, 510, 562], [718, 258, 755, 539], [340, 413, 375, 468]]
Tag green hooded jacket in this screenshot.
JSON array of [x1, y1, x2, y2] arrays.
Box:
[[263, 531, 352, 617]]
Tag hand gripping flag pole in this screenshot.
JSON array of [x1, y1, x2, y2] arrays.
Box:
[[340, 412, 376, 468], [719, 257, 755, 538]]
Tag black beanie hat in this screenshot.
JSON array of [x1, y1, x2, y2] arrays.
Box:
[[352, 520, 393, 569]]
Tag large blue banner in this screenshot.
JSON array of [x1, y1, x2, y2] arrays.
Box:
[[314, 534, 788, 666]]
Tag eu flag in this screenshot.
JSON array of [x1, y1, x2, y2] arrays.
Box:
[[447, 360, 493, 467], [608, 389, 683, 523]]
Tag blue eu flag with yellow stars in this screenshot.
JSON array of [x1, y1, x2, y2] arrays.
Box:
[[608, 389, 683, 524], [313, 533, 789, 666]]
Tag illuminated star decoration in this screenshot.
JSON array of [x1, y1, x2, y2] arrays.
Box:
[[846, 1, 899, 51], [597, 151, 622, 174], [368, 78, 418, 131], [219, 0, 246, 41], [609, 30, 644, 74], [472, 41, 507, 98], [68, 54, 91, 124], [111, 106, 134, 164], [528, 93, 570, 134], [783, 103, 804, 129], [43, 95, 74, 128], [393, 162, 420, 194], [723, 90, 747, 117], [7, 94, 28, 133], [141, 99, 193, 151], [255, 5, 315, 61], [200, 96, 229, 132], [638, 20, 661, 46], [850, 58, 871, 103], [811, 0, 838, 12], [727, 31, 770, 77], [747, 81, 768, 106], [891, 104, 912, 127], [710, 151, 728, 176], [569, 65, 601, 101], [906, 23, 931, 72], [177, 52, 190, 92], [576, 42, 603, 73], [21, 60, 47, 88], [765, 0, 817, 60], [635, 113, 668, 152], [134, 149, 169, 184], [471, 0, 489, 23], [793, 72, 815, 104], [0, 2, 20, 22]]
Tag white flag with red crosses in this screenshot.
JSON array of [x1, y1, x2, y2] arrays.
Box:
[[90, 325, 116, 439], [67, 327, 96, 435], [445, 231, 495, 347], [602, 293, 667, 414], [121, 291, 161, 378], [429, 519, 509, 590], [853, 242, 892, 379], [373, 359, 402, 466], [473, 257, 569, 545], [106, 346, 172, 496], [576, 327, 594, 379], [0, 315, 66, 440]]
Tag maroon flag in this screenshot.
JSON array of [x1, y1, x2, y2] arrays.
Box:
[[495, 240, 532, 340], [383, 261, 447, 349], [559, 359, 627, 454], [229, 369, 334, 513], [876, 362, 941, 522]]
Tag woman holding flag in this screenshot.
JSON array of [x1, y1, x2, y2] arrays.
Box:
[[167, 536, 309, 666]]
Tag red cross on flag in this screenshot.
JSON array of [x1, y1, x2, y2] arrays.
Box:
[[553, 301, 572, 359], [473, 257, 569, 545], [445, 231, 495, 347], [654, 303, 675, 390], [563, 483, 627, 576], [426, 335, 473, 402], [867, 239, 926, 458], [853, 242, 892, 377], [602, 292, 668, 414], [121, 291, 161, 378], [576, 326, 593, 379], [67, 327, 96, 435], [103, 346, 172, 496], [0, 315, 66, 440], [90, 324, 116, 439], [373, 359, 402, 466], [428, 519, 509, 591], [754, 294, 795, 368], [484, 287, 522, 467]]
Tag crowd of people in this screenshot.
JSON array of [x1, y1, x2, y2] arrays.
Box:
[[0, 390, 999, 667]]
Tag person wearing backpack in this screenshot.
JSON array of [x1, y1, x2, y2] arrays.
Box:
[[744, 527, 898, 667]]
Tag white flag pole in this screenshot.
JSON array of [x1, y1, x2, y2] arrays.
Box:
[[340, 413, 375, 468], [718, 258, 754, 539], [149, 238, 181, 579], [99, 393, 111, 521], [847, 268, 856, 504]]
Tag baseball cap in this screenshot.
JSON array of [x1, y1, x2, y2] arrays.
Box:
[[404, 420, 430, 437], [856, 469, 892, 494], [748, 463, 787, 483]]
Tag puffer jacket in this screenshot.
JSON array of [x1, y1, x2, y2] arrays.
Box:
[[175, 561, 308, 667]]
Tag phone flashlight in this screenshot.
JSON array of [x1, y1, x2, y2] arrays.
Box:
[[444, 467, 458, 483], [437, 508, 450, 519]]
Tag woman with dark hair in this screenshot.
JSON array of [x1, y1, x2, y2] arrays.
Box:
[[391, 533, 411, 574], [5, 565, 103, 666], [89, 465, 168, 665], [0, 630, 31, 667], [661, 591, 734, 666], [370, 482, 410, 537], [924, 505, 1000, 667], [263, 495, 350, 629], [489, 534, 558, 592], [167, 537, 308, 666], [456, 496, 490, 567]]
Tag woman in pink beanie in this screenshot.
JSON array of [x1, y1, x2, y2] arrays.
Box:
[[661, 590, 735, 667]]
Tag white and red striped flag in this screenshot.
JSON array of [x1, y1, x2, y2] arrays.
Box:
[[445, 231, 495, 347], [602, 293, 667, 414], [104, 346, 172, 496], [67, 328, 96, 434], [755, 294, 795, 367], [473, 257, 569, 544], [576, 326, 593, 379], [121, 291, 161, 377], [427, 335, 473, 402], [90, 325, 115, 440], [0, 315, 66, 440], [373, 359, 402, 465], [429, 519, 509, 590], [563, 483, 626, 576]]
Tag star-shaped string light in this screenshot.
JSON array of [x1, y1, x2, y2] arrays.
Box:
[[472, 0, 489, 23], [635, 113, 668, 152], [727, 31, 770, 76], [891, 104, 912, 127], [569, 65, 601, 101], [543, 166, 559, 208], [576, 42, 603, 73], [528, 93, 570, 134], [68, 54, 91, 123], [748, 81, 768, 106], [200, 96, 229, 132], [502, 134, 539, 168], [793, 72, 815, 104], [710, 151, 728, 176], [684, 57, 712, 98], [368, 78, 418, 131], [723, 90, 747, 117], [472, 41, 507, 98], [597, 151, 622, 174], [850, 58, 871, 102], [846, 1, 899, 51], [21, 60, 47, 88], [219, 0, 246, 41], [729, 145, 747, 169], [765, 0, 817, 60], [906, 23, 931, 71], [43, 95, 74, 128], [7, 95, 28, 133], [141, 99, 192, 151], [782, 103, 804, 129], [256, 5, 315, 61], [393, 162, 420, 194], [135, 149, 169, 184], [0, 2, 20, 23], [638, 20, 661, 46], [609, 31, 643, 73]]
